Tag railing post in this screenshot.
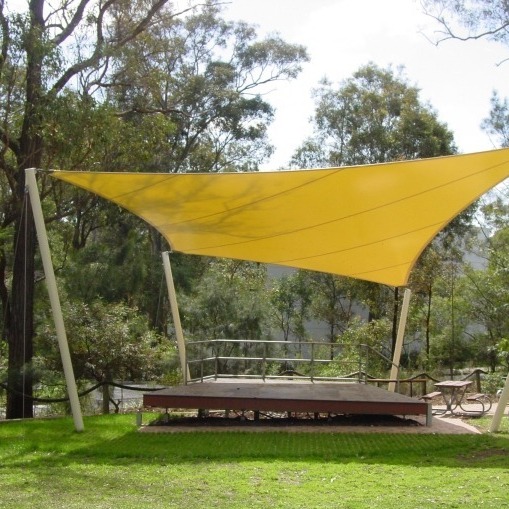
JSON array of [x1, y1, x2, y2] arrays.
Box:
[[475, 370, 481, 392], [310, 342, 315, 382], [364, 345, 369, 383], [262, 341, 267, 381], [200, 342, 204, 382], [358, 344, 364, 383], [215, 342, 219, 380]]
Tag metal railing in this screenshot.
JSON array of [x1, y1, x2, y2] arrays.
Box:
[[184, 338, 396, 385]]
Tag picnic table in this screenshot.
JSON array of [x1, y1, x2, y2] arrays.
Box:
[[434, 380, 472, 414], [423, 380, 492, 416]]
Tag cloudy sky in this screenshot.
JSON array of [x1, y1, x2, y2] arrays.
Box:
[[6, 0, 509, 169], [223, 0, 509, 169]]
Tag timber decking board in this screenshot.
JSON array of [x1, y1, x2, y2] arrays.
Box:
[[143, 382, 429, 418]]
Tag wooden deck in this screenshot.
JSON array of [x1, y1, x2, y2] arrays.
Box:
[[143, 381, 432, 425]]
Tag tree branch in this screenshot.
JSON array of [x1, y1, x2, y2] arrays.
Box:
[[114, 106, 186, 117], [423, 6, 509, 45], [0, 125, 20, 158], [112, 0, 173, 46], [49, 0, 113, 95], [0, 0, 8, 80], [49, 0, 195, 96], [50, 0, 91, 46]]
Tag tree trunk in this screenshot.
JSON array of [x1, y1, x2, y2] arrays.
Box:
[[6, 177, 36, 418], [102, 382, 111, 415], [6, 0, 44, 419]]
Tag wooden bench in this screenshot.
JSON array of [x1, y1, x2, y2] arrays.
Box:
[[420, 391, 446, 417], [449, 393, 493, 416], [420, 391, 442, 401], [465, 393, 492, 412], [466, 393, 487, 402]]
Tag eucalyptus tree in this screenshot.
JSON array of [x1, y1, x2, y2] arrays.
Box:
[[179, 259, 270, 377], [407, 246, 447, 364], [422, 1, 509, 147], [424, 261, 473, 376], [269, 270, 312, 353], [462, 199, 509, 371], [181, 259, 269, 340], [291, 63, 457, 357], [105, 3, 309, 173], [291, 64, 455, 168], [422, 1, 509, 48], [306, 273, 364, 359], [0, 0, 206, 419], [0, 0, 308, 418]]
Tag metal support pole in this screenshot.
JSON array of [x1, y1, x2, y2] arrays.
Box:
[[161, 251, 190, 384], [388, 288, 411, 392], [25, 169, 84, 432], [490, 373, 509, 432]]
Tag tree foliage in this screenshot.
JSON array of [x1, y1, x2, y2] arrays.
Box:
[[0, 0, 308, 418], [462, 200, 509, 371], [103, 3, 309, 172], [318, 317, 392, 378], [291, 63, 455, 168], [1, 0, 182, 419], [181, 259, 269, 341], [269, 270, 311, 344], [37, 298, 175, 413], [481, 91, 509, 147], [422, 0, 509, 47]]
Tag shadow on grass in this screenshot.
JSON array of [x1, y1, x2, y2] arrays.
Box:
[[1, 414, 508, 470]]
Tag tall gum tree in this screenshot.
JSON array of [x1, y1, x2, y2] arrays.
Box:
[[291, 63, 458, 354], [0, 0, 309, 418], [0, 0, 191, 419]]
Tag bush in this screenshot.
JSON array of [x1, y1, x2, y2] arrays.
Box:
[[482, 371, 507, 396]]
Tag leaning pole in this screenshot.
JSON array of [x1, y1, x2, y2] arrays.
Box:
[[490, 373, 509, 433], [162, 251, 190, 384], [25, 168, 84, 432], [388, 288, 412, 393]]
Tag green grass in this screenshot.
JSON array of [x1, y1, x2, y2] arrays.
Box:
[[0, 414, 509, 509]]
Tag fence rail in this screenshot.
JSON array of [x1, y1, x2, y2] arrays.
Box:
[[184, 339, 492, 398], [185, 338, 395, 385]]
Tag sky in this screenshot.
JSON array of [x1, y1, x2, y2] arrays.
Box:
[[222, 0, 509, 169], [6, 0, 509, 170]]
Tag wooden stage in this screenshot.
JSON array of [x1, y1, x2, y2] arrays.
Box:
[[143, 381, 432, 426]]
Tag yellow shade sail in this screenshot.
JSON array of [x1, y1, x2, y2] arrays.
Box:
[[50, 148, 509, 287]]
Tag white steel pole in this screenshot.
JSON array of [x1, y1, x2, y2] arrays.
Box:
[[388, 288, 412, 392], [25, 169, 84, 432], [490, 373, 509, 432], [162, 251, 190, 384]]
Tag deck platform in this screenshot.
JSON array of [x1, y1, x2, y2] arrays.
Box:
[[143, 381, 432, 425]]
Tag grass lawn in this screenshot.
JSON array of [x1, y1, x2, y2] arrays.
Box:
[[0, 413, 509, 509]]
